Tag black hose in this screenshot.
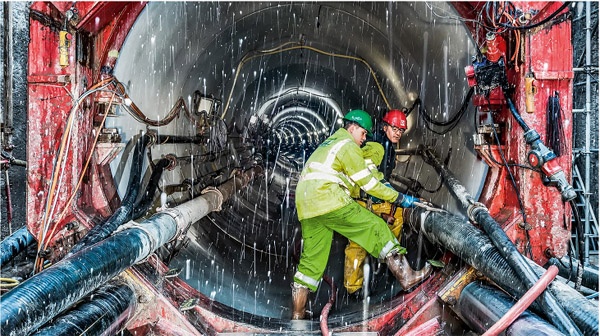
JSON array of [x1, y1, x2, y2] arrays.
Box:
[[458, 281, 563, 336], [408, 208, 598, 335], [68, 134, 150, 255], [32, 280, 136, 336], [547, 256, 599, 291], [422, 148, 581, 335], [0, 226, 35, 267], [0, 212, 178, 336], [132, 158, 171, 219], [155, 134, 204, 144], [471, 207, 581, 335], [505, 97, 530, 132]]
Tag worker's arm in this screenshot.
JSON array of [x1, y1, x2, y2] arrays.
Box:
[[340, 144, 399, 203]]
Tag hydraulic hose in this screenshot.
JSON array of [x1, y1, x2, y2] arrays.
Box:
[[421, 148, 582, 336], [0, 226, 35, 267], [458, 282, 563, 336], [408, 208, 598, 335], [0, 166, 261, 336], [471, 207, 581, 335], [547, 256, 599, 291], [32, 280, 136, 336], [154, 134, 205, 144], [482, 265, 559, 336], [68, 134, 150, 255], [319, 275, 336, 336], [505, 97, 530, 132], [132, 158, 171, 219]]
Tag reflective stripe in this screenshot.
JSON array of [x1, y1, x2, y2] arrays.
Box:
[[367, 163, 378, 171], [365, 158, 374, 165], [350, 168, 371, 182], [345, 177, 355, 187], [301, 172, 344, 185], [379, 241, 397, 259], [309, 162, 337, 175], [294, 271, 320, 287], [306, 139, 353, 190], [362, 177, 379, 191], [322, 139, 352, 168]]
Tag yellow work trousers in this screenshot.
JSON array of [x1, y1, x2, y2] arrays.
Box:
[[344, 201, 403, 294]]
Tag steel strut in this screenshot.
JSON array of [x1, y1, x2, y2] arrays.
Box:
[[421, 148, 582, 336]]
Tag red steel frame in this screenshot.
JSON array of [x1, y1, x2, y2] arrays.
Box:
[[25, 1, 574, 333]]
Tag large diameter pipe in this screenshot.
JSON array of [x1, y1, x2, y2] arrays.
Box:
[[0, 226, 35, 267], [409, 208, 598, 335], [422, 148, 581, 336], [458, 282, 563, 336], [482, 265, 559, 336], [32, 280, 137, 336], [0, 166, 262, 336]]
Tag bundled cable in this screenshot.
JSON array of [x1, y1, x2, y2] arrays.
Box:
[[546, 92, 566, 157]]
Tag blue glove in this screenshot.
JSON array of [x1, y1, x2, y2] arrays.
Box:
[[369, 181, 394, 203], [395, 193, 419, 208]]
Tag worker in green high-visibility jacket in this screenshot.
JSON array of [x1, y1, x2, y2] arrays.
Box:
[[291, 109, 432, 320]]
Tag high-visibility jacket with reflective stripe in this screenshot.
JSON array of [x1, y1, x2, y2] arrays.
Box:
[[295, 128, 399, 220], [349, 158, 385, 199]]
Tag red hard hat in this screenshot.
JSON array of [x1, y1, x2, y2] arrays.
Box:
[[382, 109, 407, 129]]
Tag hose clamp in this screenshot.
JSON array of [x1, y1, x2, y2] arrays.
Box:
[[467, 202, 488, 222], [201, 186, 224, 212], [160, 207, 189, 241], [115, 220, 158, 264]]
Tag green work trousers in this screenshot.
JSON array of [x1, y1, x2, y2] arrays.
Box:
[[294, 201, 401, 291]]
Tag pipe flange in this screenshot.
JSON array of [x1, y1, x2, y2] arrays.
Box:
[[146, 130, 158, 146], [201, 186, 224, 212], [164, 154, 178, 171], [467, 202, 488, 222]]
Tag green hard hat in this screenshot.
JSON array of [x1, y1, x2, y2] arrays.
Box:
[[344, 109, 373, 136]]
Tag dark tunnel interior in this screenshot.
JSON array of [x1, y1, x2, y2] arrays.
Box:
[[105, 2, 488, 324]]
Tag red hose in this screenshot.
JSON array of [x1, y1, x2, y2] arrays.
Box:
[[320, 275, 336, 336], [483, 265, 560, 336]]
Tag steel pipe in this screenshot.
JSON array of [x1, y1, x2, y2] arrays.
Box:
[[0, 226, 35, 267], [0, 166, 261, 336]]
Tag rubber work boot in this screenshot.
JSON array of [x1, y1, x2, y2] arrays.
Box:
[[291, 283, 309, 319], [385, 251, 432, 291]]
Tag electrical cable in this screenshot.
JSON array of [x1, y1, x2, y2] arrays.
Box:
[[497, 2, 572, 31], [221, 42, 392, 120], [41, 92, 117, 253], [418, 87, 473, 135], [490, 115, 533, 259], [485, 144, 541, 172], [569, 198, 586, 291], [34, 78, 115, 273]]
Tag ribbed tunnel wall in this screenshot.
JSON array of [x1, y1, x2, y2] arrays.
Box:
[[108, 2, 487, 321]]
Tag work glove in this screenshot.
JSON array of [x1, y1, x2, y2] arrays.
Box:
[[394, 193, 419, 208], [369, 181, 394, 203]]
